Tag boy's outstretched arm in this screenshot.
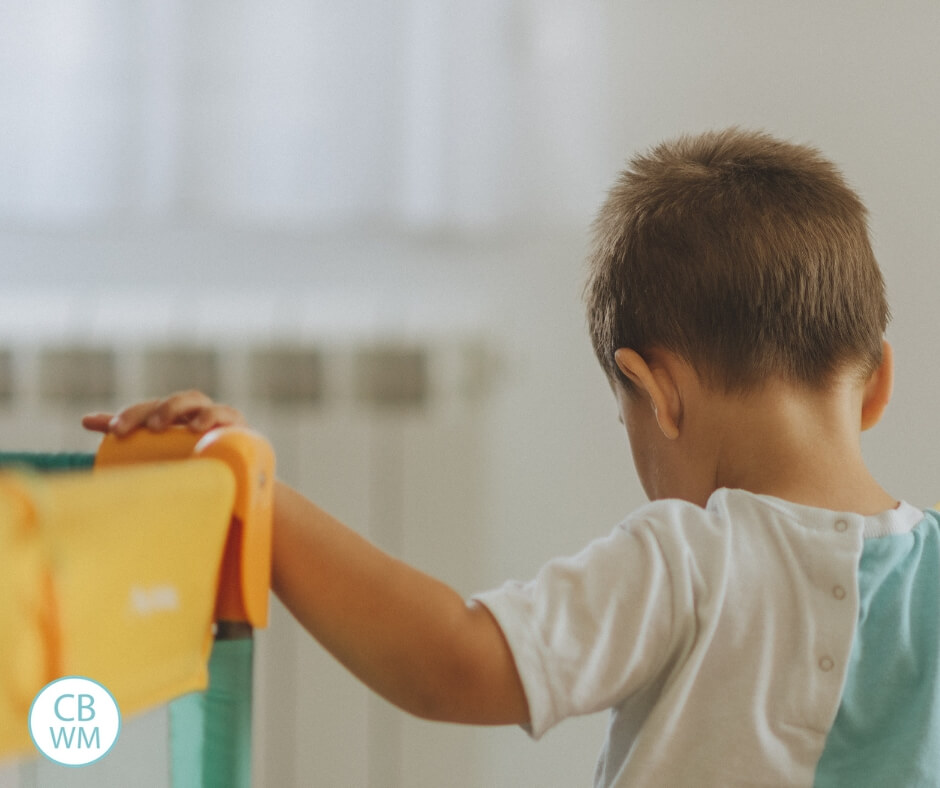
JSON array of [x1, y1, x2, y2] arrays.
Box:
[[273, 481, 529, 725], [83, 392, 529, 727]]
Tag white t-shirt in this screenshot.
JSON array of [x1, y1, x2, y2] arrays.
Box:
[[473, 488, 927, 787]]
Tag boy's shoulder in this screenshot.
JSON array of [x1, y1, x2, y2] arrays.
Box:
[[620, 488, 766, 537], [621, 488, 928, 551]]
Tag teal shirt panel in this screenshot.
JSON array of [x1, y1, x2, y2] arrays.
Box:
[[815, 510, 940, 787]]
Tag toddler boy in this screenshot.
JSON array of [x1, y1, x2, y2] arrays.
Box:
[[85, 129, 939, 786]]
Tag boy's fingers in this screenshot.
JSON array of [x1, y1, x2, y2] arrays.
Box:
[[186, 405, 246, 432], [103, 392, 245, 437], [108, 391, 207, 435], [81, 413, 115, 433], [149, 391, 228, 431], [108, 399, 164, 436], [81, 392, 245, 438]]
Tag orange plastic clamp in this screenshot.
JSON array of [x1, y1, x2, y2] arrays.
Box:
[[95, 426, 275, 627]]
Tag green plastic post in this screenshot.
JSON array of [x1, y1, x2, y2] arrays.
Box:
[[169, 629, 254, 788]]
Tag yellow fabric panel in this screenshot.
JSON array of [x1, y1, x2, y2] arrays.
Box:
[[0, 459, 237, 762], [1, 458, 238, 760], [0, 475, 56, 756], [37, 460, 236, 718]]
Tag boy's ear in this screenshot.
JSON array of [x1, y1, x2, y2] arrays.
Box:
[[861, 339, 893, 431], [613, 348, 681, 439]]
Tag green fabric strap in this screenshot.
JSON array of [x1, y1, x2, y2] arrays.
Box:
[[0, 451, 96, 471]]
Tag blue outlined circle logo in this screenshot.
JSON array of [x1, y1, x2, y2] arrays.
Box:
[[29, 676, 121, 766]]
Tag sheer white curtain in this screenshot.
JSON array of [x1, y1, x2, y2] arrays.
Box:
[[0, 0, 612, 231], [0, 1, 136, 223]]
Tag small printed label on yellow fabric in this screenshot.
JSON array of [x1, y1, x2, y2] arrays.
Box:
[[29, 676, 121, 766], [128, 584, 180, 616]]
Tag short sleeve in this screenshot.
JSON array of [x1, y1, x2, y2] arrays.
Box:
[[472, 519, 678, 738]]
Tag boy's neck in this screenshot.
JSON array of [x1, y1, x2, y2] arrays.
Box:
[[705, 380, 897, 516]]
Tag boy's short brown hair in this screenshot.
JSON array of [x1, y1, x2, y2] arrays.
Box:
[[585, 128, 889, 393]]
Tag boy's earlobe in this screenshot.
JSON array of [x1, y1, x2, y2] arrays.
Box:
[[861, 339, 894, 431]]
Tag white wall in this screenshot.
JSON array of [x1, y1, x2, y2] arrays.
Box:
[[2, 1, 940, 785]]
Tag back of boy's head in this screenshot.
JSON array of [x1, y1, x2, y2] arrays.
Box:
[[586, 128, 890, 394]]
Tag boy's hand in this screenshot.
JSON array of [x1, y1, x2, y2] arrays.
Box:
[[82, 390, 246, 437]]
